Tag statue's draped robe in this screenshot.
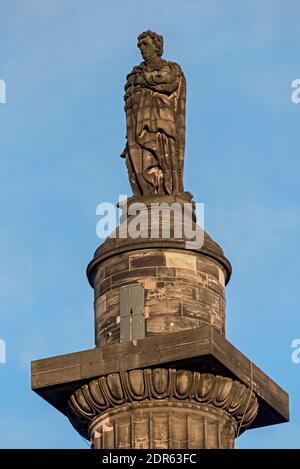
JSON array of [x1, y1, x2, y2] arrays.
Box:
[[122, 58, 186, 196]]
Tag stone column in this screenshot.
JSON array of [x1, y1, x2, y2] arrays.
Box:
[[88, 196, 231, 347], [31, 195, 288, 449], [77, 197, 256, 448]]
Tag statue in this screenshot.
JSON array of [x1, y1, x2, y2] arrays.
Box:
[[121, 30, 186, 197]]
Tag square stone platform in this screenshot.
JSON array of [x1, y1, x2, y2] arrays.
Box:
[[31, 324, 289, 431]]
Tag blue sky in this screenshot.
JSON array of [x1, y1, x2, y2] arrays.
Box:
[[0, 0, 299, 448]]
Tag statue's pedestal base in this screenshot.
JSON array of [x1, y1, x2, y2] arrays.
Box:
[[88, 196, 231, 347]]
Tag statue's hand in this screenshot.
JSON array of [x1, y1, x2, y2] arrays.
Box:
[[144, 66, 176, 86], [152, 70, 167, 83]]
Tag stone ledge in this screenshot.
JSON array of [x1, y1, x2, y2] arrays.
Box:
[[31, 325, 289, 432]]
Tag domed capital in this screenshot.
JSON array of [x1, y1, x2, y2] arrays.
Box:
[[67, 368, 258, 447]]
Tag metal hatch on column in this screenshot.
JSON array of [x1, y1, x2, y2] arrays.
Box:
[[119, 284, 145, 342]]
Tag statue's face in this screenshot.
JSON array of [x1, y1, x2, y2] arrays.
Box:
[[138, 35, 157, 60]]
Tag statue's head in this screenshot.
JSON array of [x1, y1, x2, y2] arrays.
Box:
[[137, 30, 163, 60]]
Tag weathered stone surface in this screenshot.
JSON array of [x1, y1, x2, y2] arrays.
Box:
[[93, 248, 227, 346], [31, 325, 289, 435], [111, 267, 157, 286], [130, 252, 166, 269], [91, 403, 237, 449], [67, 368, 258, 445], [105, 256, 130, 278], [165, 252, 197, 270]]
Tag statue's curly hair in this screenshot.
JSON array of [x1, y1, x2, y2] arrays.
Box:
[[137, 30, 164, 57]]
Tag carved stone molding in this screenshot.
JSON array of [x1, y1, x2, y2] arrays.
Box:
[[67, 368, 258, 443]]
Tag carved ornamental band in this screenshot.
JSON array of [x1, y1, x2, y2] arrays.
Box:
[[67, 368, 258, 439]]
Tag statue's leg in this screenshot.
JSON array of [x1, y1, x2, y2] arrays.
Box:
[[125, 110, 148, 196], [125, 152, 141, 197], [159, 134, 180, 195], [156, 133, 173, 195], [142, 149, 159, 194], [128, 144, 151, 196], [168, 138, 178, 194]]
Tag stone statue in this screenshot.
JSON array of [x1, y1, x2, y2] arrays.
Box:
[[121, 30, 186, 197]]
